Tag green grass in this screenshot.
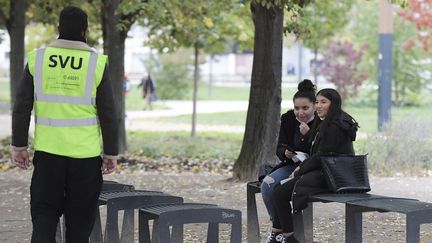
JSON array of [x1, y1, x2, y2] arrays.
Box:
[[145, 111, 248, 126], [125, 83, 297, 110], [191, 83, 296, 101], [142, 105, 432, 135], [125, 84, 169, 110], [194, 83, 252, 100], [127, 130, 243, 160], [345, 105, 432, 134], [0, 81, 10, 102], [0, 81, 10, 113]]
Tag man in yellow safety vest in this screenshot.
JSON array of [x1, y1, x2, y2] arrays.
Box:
[[11, 6, 118, 242]]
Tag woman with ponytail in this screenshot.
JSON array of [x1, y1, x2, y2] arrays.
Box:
[[262, 79, 318, 243], [268, 88, 359, 243]]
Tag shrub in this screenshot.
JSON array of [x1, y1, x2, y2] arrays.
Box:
[[357, 115, 432, 176], [145, 54, 191, 100]]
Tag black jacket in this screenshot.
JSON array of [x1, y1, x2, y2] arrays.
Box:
[[292, 111, 358, 210], [12, 63, 119, 156], [272, 110, 316, 172], [276, 110, 316, 161]]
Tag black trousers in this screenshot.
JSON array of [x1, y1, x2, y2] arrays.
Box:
[[271, 176, 300, 233], [30, 151, 102, 243]]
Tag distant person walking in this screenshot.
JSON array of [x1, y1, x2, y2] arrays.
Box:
[[11, 6, 118, 243], [123, 73, 131, 96], [138, 74, 156, 110]]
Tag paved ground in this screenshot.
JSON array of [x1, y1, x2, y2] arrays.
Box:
[[1, 167, 432, 243]]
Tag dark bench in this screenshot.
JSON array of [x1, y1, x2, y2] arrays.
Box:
[[344, 197, 432, 243], [90, 181, 136, 243], [56, 180, 136, 243], [138, 203, 242, 243], [247, 181, 432, 243], [97, 190, 183, 243]]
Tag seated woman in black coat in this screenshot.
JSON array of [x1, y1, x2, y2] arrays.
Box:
[[262, 79, 317, 243], [268, 88, 359, 243]]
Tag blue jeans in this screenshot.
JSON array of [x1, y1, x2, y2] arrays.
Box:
[[260, 164, 296, 221]]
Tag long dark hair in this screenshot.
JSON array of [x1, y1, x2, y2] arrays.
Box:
[[310, 88, 344, 140], [317, 88, 343, 123]]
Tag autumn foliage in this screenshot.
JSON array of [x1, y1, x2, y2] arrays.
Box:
[[319, 41, 368, 102], [398, 0, 432, 52]]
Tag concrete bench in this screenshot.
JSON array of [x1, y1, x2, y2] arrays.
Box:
[[97, 190, 183, 243], [138, 203, 242, 243], [246, 180, 432, 243]]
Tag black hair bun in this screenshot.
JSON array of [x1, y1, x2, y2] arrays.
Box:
[[298, 79, 315, 92]]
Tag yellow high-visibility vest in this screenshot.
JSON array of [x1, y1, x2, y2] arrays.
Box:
[[27, 46, 107, 158]]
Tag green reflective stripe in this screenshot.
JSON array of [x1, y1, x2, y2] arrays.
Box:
[[34, 49, 98, 105], [34, 48, 45, 100], [35, 117, 99, 127], [84, 52, 97, 98]]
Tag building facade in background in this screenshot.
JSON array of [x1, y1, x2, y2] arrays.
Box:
[[0, 26, 317, 85]]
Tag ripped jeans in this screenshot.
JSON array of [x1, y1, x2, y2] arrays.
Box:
[[260, 164, 296, 221]]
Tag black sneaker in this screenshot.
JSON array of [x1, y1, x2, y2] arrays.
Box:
[[282, 234, 300, 243], [264, 232, 284, 243]]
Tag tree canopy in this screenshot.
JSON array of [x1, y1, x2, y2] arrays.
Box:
[[142, 0, 253, 53]]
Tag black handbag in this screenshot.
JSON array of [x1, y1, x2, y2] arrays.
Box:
[[320, 154, 371, 193]]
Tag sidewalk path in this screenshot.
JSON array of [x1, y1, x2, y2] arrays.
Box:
[[0, 100, 293, 138], [126, 100, 293, 118], [127, 100, 248, 118], [0, 100, 369, 138]]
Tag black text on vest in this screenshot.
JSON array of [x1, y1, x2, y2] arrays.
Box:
[[48, 55, 83, 70]]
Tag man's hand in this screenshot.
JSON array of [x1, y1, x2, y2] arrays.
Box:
[[12, 149, 30, 169], [101, 158, 117, 174]]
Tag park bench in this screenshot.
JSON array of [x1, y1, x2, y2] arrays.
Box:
[[56, 181, 183, 243], [138, 203, 242, 243], [96, 190, 184, 243], [57, 180, 243, 242], [247, 180, 432, 243], [90, 180, 136, 243], [56, 180, 136, 243]]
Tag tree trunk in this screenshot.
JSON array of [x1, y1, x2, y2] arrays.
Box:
[[101, 0, 127, 153], [191, 44, 199, 137], [233, 3, 284, 181], [8, 0, 26, 110]]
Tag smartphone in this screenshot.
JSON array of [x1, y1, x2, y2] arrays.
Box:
[[282, 144, 297, 154]]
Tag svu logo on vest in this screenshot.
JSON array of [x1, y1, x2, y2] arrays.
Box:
[[48, 55, 83, 70]]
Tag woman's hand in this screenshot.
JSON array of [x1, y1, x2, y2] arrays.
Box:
[[299, 122, 310, 135], [285, 149, 295, 159], [293, 166, 301, 177]]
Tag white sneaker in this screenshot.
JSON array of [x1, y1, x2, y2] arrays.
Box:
[[264, 232, 284, 243]]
